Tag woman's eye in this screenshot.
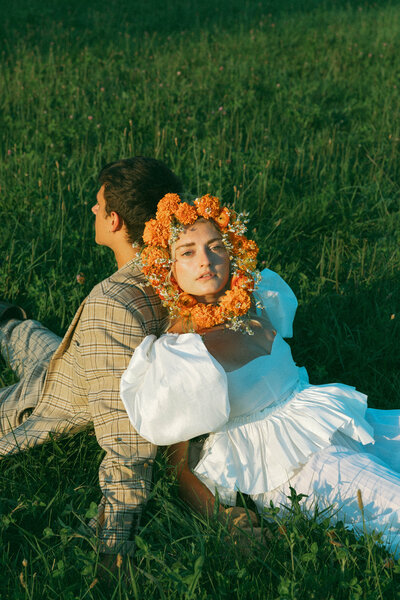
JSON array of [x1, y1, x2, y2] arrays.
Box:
[[181, 250, 193, 257], [211, 244, 225, 252]]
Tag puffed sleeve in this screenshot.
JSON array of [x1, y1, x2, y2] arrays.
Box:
[[120, 333, 230, 445], [254, 269, 298, 338]]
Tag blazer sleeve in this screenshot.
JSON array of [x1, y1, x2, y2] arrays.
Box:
[[79, 292, 157, 556]]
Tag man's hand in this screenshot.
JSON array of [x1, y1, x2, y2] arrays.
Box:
[[97, 552, 129, 588], [98, 552, 121, 577]]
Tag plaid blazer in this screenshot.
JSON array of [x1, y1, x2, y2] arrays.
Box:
[[0, 260, 167, 555]]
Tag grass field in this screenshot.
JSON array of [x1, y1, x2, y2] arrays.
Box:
[[1, 0, 400, 597]]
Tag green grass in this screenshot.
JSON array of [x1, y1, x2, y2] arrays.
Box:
[[0, 0, 400, 597]]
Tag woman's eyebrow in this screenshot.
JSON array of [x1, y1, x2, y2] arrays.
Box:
[[175, 237, 222, 251], [175, 242, 195, 251]]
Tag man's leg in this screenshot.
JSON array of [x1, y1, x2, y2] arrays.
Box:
[[0, 319, 61, 379], [0, 319, 61, 435], [0, 301, 26, 323]]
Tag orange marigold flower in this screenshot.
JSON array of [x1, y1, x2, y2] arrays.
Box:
[[157, 289, 170, 302], [230, 235, 258, 261], [156, 193, 181, 217], [219, 288, 251, 316], [228, 232, 242, 252], [237, 256, 257, 272], [150, 280, 164, 294], [177, 293, 198, 309], [214, 207, 230, 229], [231, 271, 255, 292], [141, 246, 170, 267], [156, 210, 173, 227], [194, 194, 221, 219], [143, 219, 169, 248], [241, 239, 259, 259], [174, 202, 198, 225], [191, 303, 224, 329], [230, 234, 250, 251]]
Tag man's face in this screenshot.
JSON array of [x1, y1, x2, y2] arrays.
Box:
[[92, 185, 111, 246]]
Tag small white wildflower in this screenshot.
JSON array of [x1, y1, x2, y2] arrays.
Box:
[[227, 316, 254, 335], [169, 222, 185, 244]]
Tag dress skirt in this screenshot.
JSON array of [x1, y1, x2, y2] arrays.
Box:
[[250, 409, 400, 557]]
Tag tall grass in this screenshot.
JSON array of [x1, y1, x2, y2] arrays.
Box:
[[1, 0, 400, 597]]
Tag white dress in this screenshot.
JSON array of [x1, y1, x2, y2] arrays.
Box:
[[121, 269, 400, 556]]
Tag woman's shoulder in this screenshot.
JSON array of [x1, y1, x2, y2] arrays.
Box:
[[120, 332, 230, 446], [122, 331, 224, 382]]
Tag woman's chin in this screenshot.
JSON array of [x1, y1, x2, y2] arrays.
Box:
[[193, 289, 225, 304]]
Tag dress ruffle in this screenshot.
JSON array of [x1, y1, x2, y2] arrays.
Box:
[[194, 381, 374, 495]]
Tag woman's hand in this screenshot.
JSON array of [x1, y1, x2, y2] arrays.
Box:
[[167, 443, 272, 554], [217, 507, 272, 555], [222, 506, 259, 528]]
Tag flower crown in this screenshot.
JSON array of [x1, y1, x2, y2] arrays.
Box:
[[138, 193, 260, 332]]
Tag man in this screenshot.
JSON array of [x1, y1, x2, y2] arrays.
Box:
[[0, 156, 182, 556]]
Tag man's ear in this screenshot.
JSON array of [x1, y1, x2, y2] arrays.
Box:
[[109, 211, 123, 232]]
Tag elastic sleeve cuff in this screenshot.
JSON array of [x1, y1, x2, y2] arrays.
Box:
[[85, 500, 141, 556]]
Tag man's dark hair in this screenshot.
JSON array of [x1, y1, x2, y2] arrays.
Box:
[[98, 156, 183, 242]]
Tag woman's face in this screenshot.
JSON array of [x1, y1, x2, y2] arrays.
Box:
[[172, 220, 230, 304]]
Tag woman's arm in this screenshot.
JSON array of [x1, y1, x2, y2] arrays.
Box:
[[166, 441, 260, 536], [166, 441, 225, 520]]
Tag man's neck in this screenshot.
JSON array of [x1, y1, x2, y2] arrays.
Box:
[[113, 244, 140, 270]]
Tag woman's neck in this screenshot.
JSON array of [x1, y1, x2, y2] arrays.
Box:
[[167, 318, 277, 372], [193, 286, 228, 305]]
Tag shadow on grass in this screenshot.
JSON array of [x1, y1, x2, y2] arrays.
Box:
[[291, 273, 400, 408]]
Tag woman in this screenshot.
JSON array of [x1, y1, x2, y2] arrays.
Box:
[[120, 193, 400, 555]]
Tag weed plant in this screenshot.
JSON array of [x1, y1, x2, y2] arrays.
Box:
[[0, 0, 399, 597]]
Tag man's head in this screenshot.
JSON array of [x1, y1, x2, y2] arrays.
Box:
[[93, 157, 183, 245]]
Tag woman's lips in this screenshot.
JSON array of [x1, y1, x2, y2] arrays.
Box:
[[197, 272, 215, 280]]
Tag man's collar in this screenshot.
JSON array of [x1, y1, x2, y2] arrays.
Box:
[[117, 256, 141, 275]]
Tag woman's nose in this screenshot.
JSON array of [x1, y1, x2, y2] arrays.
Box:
[[199, 247, 211, 266], [91, 204, 98, 215]]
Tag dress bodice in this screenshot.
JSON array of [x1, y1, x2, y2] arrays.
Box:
[[226, 335, 299, 419]]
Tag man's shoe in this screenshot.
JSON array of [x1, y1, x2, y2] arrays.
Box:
[[0, 301, 27, 322]]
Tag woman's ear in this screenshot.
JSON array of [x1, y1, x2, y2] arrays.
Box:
[[170, 272, 181, 291], [170, 259, 177, 280]]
